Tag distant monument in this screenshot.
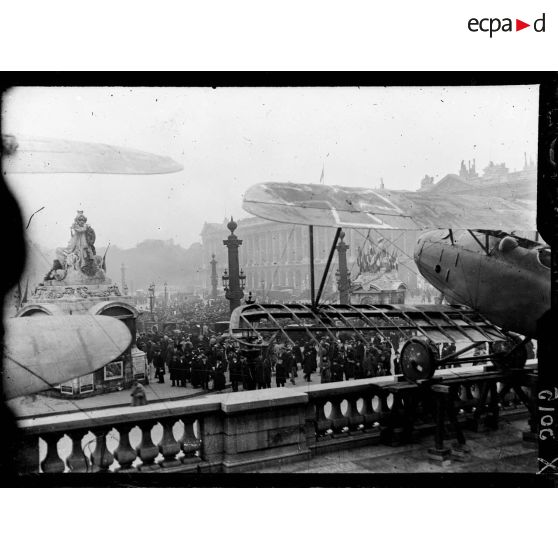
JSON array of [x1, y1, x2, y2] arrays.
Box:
[[18, 210, 145, 398], [350, 240, 406, 305], [43, 210, 108, 285]]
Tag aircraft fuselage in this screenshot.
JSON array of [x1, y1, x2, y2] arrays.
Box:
[[414, 229, 550, 338]]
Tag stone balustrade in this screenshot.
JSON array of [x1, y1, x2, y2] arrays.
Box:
[[14, 362, 536, 474]]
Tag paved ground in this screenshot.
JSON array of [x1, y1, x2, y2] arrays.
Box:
[[9, 375, 206, 418], [9, 365, 339, 418], [263, 415, 537, 473]]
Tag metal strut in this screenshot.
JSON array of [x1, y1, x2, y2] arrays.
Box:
[[309, 225, 316, 308], [315, 228, 342, 308], [467, 230, 491, 257]]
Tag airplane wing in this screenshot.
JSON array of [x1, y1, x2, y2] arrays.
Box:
[[2, 315, 132, 400], [243, 182, 536, 231], [2, 134, 183, 175]]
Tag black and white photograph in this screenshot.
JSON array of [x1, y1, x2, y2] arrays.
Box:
[[0, 78, 556, 484]]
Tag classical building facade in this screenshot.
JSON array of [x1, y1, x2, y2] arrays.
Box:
[[201, 218, 421, 299], [201, 158, 536, 302]]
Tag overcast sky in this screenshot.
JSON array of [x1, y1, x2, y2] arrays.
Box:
[[2, 85, 538, 250]]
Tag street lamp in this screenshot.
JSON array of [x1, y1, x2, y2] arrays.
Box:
[[222, 269, 230, 291], [336, 231, 351, 304], [223, 217, 245, 315], [148, 283, 155, 320], [210, 254, 218, 300]]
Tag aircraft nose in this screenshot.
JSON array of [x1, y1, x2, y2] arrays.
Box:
[[414, 230, 438, 262], [414, 230, 446, 281]]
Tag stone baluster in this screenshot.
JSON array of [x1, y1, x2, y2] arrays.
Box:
[[329, 396, 348, 434], [90, 427, 115, 472], [40, 433, 65, 473], [113, 424, 138, 472], [345, 395, 363, 432], [180, 419, 201, 463], [315, 399, 331, 437], [66, 430, 90, 473], [359, 395, 377, 430], [376, 393, 391, 430], [135, 421, 160, 471], [158, 418, 181, 468]]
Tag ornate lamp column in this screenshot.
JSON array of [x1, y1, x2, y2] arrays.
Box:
[[335, 231, 351, 304], [163, 282, 168, 312], [210, 254, 218, 300], [223, 217, 245, 315], [120, 262, 129, 295], [148, 283, 155, 320]]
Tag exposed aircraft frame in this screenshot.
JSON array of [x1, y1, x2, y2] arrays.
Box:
[[230, 214, 532, 382]]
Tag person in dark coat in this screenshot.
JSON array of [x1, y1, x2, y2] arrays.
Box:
[[303, 343, 317, 382], [184, 350, 193, 385], [177, 355, 188, 387], [331, 343, 344, 382], [190, 353, 202, 388], [354, 340, 366, 379], [275, 349, 287, 387], [367, 343, 380, 377], [169, 351, 180, 387], [242, 355, 255, 391], [213, 358, 227, 391], [282, 346, 295, 385], [228, 353, 242, 392], [263, 356, 272, 389], [292, 343, 303, 378], [320, 356, 331, 383], [153, 349, 166, 383], [146, 341, 155, 378], [344, 345, 356, 380], [255, 354, 266, 389], [198, 354, 211, 390]]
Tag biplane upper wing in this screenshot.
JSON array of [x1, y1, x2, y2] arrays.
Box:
[[2, 134, 183, 175], [243, 182, 536, 231], [2, 315, 132, 400]]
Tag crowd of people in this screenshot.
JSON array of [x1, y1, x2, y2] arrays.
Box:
[[136, 326, 535, 397], [135, 329, 404, 393], [139, 297, 230, 331]]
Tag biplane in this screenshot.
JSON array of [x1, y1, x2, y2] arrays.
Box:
[[235, 180, 544, 382], [1, 133, 183, 399]]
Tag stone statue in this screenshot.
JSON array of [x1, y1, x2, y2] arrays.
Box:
[[45, 210, 105, 283], [65, 210, 96, 273], [420, 174, 434, 188]]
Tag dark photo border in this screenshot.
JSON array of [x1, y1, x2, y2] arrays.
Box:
[[1, 71, 556, 487]]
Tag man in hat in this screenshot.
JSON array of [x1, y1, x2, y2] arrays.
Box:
[[228, 351, 242, 392], [153, 348, 166, 383]]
